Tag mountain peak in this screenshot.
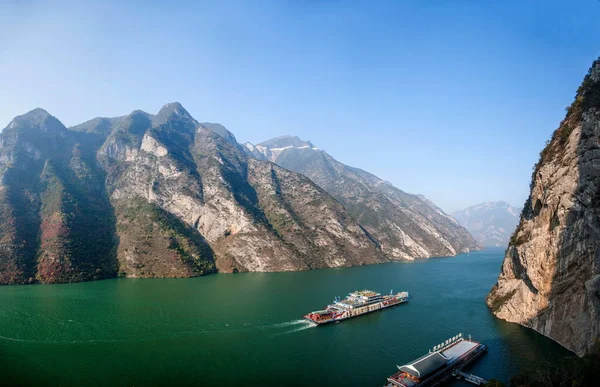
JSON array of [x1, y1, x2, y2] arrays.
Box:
[[160, 101, 184, 111], [24, 107, 51, 118], [154, 102, 193, 124], [4, 108, 65, 134]]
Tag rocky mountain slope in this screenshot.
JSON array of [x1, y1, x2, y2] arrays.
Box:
[[0, 104, 386, 284], [245, 136, 481, 260], [487, 58, 600, 356], [452, 202, 521, 247]]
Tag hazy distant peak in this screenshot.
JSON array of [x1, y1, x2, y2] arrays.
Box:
[[258, 135, 317, 150], [460, 201, 520, 216], [452, 201, 522, 247], [245, 135, 320, 162]]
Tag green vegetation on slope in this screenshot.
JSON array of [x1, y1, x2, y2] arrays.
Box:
[[116, 198, 215, 278], [36, 149, 118, 284], [484, 354, 600, 387]]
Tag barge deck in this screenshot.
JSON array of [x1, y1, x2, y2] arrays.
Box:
[[385, 334, 487, 387]]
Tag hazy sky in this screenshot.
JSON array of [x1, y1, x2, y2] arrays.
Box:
[[1, 0, 599, 213]]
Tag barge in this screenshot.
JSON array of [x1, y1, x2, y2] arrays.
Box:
[[386, 334, 487, 387], [303, 289, 409, 325]]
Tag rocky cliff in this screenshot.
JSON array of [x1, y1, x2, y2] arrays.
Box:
[[245, 136, 481, 260], [0, 104, 386, 284], [452, 202, 521, 247], [487, 58, 600, 356]]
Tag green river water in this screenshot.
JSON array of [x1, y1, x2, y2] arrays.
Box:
[[0, 248, 570, 386]]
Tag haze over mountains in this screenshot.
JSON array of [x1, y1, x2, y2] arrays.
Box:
[[0, 104, 479, 285], [452, 202, 521, 247], [245, 136, 480, 260]]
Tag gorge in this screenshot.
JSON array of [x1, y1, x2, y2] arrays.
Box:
[[0, 104, 478, 285]]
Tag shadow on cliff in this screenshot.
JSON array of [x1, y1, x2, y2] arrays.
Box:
[[518, 58, 600, 355]]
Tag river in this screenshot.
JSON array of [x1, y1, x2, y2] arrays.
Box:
[[0, 248, 570, 386]]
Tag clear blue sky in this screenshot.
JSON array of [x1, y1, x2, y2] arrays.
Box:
[[1, 0, 599, 213]]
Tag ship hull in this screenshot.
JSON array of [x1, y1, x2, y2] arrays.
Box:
[[304, 297, 409, 325], [302, 316, 336, 325]]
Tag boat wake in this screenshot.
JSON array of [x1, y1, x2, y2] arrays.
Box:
[[266, 319, 308, 329], [0, 319, 317, 344], [269, 319, 316, 337]]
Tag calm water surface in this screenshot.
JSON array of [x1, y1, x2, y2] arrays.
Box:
[[0, 248, 570, 386]]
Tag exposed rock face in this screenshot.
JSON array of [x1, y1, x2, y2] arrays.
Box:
[[452, 202, 521, 247], [487, 58, 600, 356], [0, 103, 386, 284], [245, 136, 481, 260]]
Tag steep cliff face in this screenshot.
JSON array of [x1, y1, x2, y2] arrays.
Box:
[[245, 136, 481, 260], [487, 58, 600, 356], [0, 103, 386, 284]]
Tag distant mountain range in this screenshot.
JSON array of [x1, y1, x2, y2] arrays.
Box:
[[245, 136, 481, 259], [452, 202, 521, 247], [0, 105, 480, 285]]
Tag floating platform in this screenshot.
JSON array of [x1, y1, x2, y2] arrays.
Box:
[[385, 334, 487, 387]]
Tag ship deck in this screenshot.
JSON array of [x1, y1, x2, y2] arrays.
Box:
[[304, 291, 408, 324], [351, 290, 380, 297]]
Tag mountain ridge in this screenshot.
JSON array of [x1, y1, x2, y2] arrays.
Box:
[[0, 103, 388, 284], [245, 135, 481, 260], [1, 103, 482, 286]]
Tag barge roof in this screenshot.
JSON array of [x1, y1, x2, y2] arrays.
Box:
[[440, 339, 477, 359], [398, 351, 448, 378], [397, 339, 479, 379]]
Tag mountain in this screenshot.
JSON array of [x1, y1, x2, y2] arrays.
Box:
[[487, 57, 600, 356], [0, 109, 118, 284], [452, 202, 521, 247], [244, 136, 481, 260], [0, 103, 386, 285]]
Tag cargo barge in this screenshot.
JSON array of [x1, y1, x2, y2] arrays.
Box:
[[385, 334, 487, 387], [303, 289, 409, 325]]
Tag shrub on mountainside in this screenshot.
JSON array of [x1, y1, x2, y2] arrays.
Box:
[[501, 354, 600, 387]]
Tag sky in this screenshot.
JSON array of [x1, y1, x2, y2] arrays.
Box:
[[1, 0, 600, 213]]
